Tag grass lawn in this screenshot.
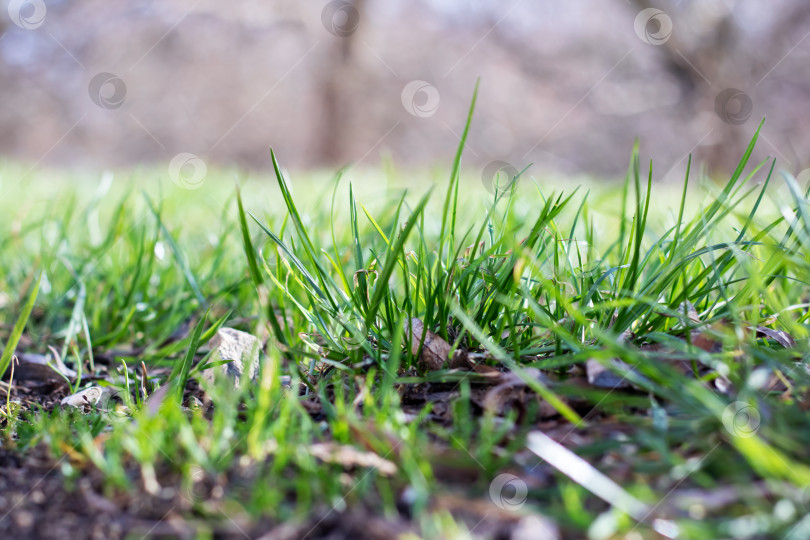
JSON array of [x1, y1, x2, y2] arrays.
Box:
[[2, 99, 810, 539]]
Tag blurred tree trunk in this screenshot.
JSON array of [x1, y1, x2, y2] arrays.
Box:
[[627, 0, 810, 173], [627, 0, 740, 174], [0, 19, 16, 156], [317, 0, 365, 165]]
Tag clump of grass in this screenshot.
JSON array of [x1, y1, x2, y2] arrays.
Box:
[[2, 90, 810, 538]]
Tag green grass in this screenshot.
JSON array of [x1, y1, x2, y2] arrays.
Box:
[[2, 105, 810, 539]]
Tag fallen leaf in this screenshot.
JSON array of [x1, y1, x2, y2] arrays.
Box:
[[690, 325, 726, 353], [463, 241, 485, 258], [482, 368, 558, 417], [404, 318, 453, 371], [673, 300, 701, 325], [448, 349, 471, 369], [61, 386, 104, 408], [473, 363, 504, 379], [308, 442, 397, 476], [752, 326, 796, 349], [448, 350, 501, 379]]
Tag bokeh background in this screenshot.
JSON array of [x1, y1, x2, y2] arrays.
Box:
[[1, 0, 808, 184]]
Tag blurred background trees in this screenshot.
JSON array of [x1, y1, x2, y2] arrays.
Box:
[[0, 0, 807, 180]]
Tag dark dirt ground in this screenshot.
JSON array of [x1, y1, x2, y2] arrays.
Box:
[[0, 371, 561, 540]]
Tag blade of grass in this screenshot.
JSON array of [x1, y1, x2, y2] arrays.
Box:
[[365, 188, 433, 328], [144, 193, 206, 305], [0, 273, 41, 378], [438, 79, 479, 266], [170, 308, 211, 404]]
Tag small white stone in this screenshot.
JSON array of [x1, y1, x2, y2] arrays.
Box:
[[204, 328, 262, 389]]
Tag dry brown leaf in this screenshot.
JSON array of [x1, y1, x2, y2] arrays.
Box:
[[677, 300, 701, 324], [690, 329, 724, 353], [482, 368, 558, 417], [473, 363, 504, 379], [463, 241, 485, 258], [448, 349, 471, 369], [404, 317, 452, 371], [308, 442, 397, 476], [348, 421, 403, 455], [752, 326, 796, 349], [447, 349, 503, 380]]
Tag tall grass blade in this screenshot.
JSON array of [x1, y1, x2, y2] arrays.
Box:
[[0, 273, 41, 378]]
